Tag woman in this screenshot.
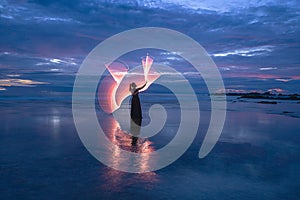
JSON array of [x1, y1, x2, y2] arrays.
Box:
[[129, 82, 147, 120], [129, 82, 147, 146]]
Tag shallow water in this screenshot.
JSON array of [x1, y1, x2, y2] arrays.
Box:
[[1, 95, 300, 199]]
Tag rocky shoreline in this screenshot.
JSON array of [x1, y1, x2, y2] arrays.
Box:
[[216, 91, 300, 104], [226, 91, 300, 101]]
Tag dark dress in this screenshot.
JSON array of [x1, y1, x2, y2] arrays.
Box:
[[130, 83, 146, 146], [130, 89, 142, 119], [130, 89, 142, 146]]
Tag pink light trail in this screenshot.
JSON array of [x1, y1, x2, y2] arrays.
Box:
[[98, 55, 160, 114]]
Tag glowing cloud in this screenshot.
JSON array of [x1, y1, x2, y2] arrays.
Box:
[[259, 67, 277, 71], [0, 78, 48, 88], [268, 88, 285, 93], [275, 78, 291, 82]]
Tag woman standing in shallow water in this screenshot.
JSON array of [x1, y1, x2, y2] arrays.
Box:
[[129, 82, 147, 146], [129, 82, 147, 120]]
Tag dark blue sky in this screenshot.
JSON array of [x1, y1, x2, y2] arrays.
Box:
[[0, 0, 299, 93]]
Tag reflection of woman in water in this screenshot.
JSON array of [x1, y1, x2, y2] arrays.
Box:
[[129, 82, 147, 146]]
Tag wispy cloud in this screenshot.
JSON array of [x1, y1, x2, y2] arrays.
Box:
[[81, 0, 300, 14], [291, 76, 300, 80], [0, 51, 15, 56], [275, 78, 291, 82], [0, 78, 48, 88], [215, 87, 287, 94], [6, 74, 21, 78], [0, 51, 78, 66], [28, 16, 80, 24], [212, 45, 274, 57], [159, 51, 184, 61], [259, 67, 277, 71], [214, 88, 265, 94], [0, 0, 80, 24], [267, 88, 285, 93], [160, 51, 183, 56], [36, 58, 77, 66], [219, 65, 249, 71], [0, 14, 13, 19], [224, 73, 300, 83]]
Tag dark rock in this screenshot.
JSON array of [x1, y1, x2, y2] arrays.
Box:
[[257, 101, 277, 104]]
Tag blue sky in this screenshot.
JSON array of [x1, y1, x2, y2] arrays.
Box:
[[0, 0, 299, 94]]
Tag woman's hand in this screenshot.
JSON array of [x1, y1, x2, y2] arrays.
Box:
[[137, 82, 147, 91]]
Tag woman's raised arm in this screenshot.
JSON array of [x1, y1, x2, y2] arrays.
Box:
[[136, 82, 147, 91]]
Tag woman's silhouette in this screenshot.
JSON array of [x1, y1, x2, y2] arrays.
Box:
[[129, 82, 147, 146], [129, 82, 147, 120]]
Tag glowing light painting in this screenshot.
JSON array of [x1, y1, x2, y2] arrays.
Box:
[[98, 54, 160, 114], [142, 54, 153, 81]]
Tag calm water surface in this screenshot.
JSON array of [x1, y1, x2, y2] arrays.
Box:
[[1, 96, 300, 199]]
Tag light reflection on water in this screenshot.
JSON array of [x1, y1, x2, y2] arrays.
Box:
[[101, 167, 159, 192], [99, 115, 159, 191]]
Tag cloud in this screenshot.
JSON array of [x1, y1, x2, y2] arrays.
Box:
[[159, 51, 184, 61], [275, 78, 291, 82], [0, 51, 15, 56], [267, 88, 285, 93], [35, 58, 78, 66], [0, 51, 78, 67], [219, 65, 249, 71], [219, 67, 231, 71], [78, 0, 300, 13], [28, 16, 80, 24], [0, 14, 13, 19], [212, 45, 274, 57], [259, 67, 277, 71], [291, 76, 300, 80], [50, 58, 77, 65], [0, 0, 80, 24], [160, 51, 183, 56], [225, 73, 279, 79], [6, 74, 21, 77], [215, 88, 291, 95], [0, 78, 48, 88], [223, 73, 300, 85], [214, 88, 264, 94]]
